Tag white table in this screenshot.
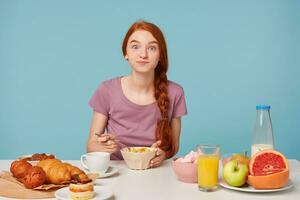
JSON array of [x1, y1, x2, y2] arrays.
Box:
[[0, 159, 299, 200]]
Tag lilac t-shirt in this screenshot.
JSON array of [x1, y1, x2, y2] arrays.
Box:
[[89, 77, 187, 159]]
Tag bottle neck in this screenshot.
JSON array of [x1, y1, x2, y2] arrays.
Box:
[[256, 109, 271, 126]]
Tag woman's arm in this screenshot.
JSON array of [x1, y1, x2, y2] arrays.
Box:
[[150, 117, 181, 167], [86, 111, 118, 153], [170, 117, 182, 155]]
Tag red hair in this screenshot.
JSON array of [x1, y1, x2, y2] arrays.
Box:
[[122, 21, 175, 158]]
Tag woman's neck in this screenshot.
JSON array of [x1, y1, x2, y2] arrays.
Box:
[[127, 72, 155, 93]]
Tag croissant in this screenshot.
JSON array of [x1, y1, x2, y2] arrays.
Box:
[[10, 160, 46, 189], [37, 159, 62, 174], [10, 160, 32, 179], [21, 166, 46, 189], [37, 159, 89, 184], [63, 163, 90, 183], [22, 153, 55, 161]]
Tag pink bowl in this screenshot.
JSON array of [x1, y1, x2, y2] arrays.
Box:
[[172, 158, 198, 183]]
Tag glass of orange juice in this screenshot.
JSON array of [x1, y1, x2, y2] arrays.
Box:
[[197, 144, 220, 192]]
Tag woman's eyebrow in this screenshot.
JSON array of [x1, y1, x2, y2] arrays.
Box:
[[148, 41, 158, 45], [129, 40, 158, 44], [129, 40, 140, 44]]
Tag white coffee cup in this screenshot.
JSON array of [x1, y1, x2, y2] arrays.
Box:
[[81, 152, 110, 174]]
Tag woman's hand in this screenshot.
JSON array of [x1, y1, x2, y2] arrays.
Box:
[[94, 133, 119, 154], [150, 140, 166, 168]]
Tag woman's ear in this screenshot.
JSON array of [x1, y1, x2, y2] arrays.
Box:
[[125, 55, 128, 60]]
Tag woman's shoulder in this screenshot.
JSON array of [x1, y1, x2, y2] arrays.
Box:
[[98, 76, 121, 88], [167, 80, 185, 95]]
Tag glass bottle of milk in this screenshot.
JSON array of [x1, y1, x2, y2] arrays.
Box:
[[251, 105, 274, 156]]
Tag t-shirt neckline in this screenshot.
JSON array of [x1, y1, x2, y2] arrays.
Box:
[[118, 76, 157, 109]]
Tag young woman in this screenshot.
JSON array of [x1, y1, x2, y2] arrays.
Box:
[[87, 21, 187, 168]]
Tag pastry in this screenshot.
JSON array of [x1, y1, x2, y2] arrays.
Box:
[[21, 166, 46, 189], [64, 163, 90, 183], [37, 159, 90, 184], [10, 160, 32, 179], [10, 160, 46, 189], [22, 153, 55, 161], [69, 180, 95, 200]]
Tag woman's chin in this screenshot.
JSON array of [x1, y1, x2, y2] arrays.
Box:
[[132, 68, 155, 74]]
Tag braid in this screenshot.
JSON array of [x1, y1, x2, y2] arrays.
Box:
[[154, 66, 175, 158]]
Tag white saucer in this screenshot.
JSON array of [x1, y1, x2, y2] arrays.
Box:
[[55, 185, 113, 200], [86, 166, 119, 178]]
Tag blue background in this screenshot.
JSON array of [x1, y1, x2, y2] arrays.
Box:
[[1, 0, 299, 160]]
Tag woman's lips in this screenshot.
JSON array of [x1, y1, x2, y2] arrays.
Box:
[[136, 61, 149, 65]]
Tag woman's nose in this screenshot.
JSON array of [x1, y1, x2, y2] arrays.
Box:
[[139, 47, 148, 59]]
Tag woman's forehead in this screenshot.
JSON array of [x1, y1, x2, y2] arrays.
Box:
[[128, 30, 158, 44]]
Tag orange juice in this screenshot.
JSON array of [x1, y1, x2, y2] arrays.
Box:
[[197, 155, 219, 189]]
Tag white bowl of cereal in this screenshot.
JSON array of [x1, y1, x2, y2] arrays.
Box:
[[120, 147, 156, 170]]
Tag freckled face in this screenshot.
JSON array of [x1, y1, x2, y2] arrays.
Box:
[[125, 30, 160, 73]]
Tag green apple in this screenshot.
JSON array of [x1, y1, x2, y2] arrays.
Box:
[[222, 160, 249, 187], [231, 152, 250, 166]]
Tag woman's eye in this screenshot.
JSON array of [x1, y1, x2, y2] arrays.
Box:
[[131, 45, 139, 49], [148, 46, 157, 51]]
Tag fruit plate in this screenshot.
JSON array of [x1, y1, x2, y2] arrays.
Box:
[[219, 179, 293, 193]]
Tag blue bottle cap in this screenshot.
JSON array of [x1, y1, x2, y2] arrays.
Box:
[[256, 105, 271, 109]]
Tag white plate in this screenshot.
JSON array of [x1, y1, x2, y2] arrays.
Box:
[[55, 185, 113, 200], [219, 179, 294, 193], [86, 166, 119, 178]]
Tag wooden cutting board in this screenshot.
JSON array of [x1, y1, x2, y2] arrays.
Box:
[[0, 172, 57, 199]]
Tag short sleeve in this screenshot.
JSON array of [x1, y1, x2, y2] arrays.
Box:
[[172, 88, 188, 118], [88, 83, 110, 116]]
